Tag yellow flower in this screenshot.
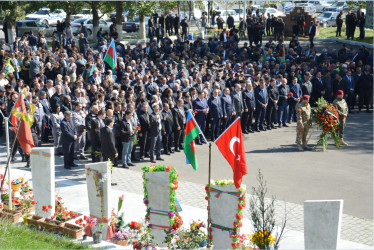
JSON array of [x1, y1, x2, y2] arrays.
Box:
[[169, 183, 175, 189], [149, 167, 154, 172]]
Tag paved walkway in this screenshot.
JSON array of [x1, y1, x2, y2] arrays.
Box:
[[0, 112, 373, 246]]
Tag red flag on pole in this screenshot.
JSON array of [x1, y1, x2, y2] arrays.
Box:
[[11, 94, 34, 155], [215, 118, 248, 188]]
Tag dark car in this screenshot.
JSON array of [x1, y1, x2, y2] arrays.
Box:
[[122, 16, 150, 32]]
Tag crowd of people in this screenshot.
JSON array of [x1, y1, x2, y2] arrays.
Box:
[[0, 8, 372, 170]]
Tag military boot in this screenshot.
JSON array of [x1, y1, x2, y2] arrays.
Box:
[[297, 143, 304, 151], [340, 139, 348, 146]]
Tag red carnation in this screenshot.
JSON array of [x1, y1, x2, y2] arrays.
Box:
[[48, 205, 52, 209]]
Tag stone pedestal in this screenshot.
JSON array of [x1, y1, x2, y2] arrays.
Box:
[[30, 147, 55, 218], [145, 171, 171, 246], [85, 162, 112, 239], [283, 7, 320, 37], [210, 184, 243, 249], [304, 200, 344, 249]]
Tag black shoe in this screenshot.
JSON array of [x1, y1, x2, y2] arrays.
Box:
[[255, 129, 260, 132], [71, 163, 79, 167], [243, 131, 248, 134], [113, 163, 118, 167], [165, 152, 170, 155], [64, 166, 71, 169], [175, 149, 180, 152], [132, 158, 140, 162], [282, 124, 289, 127], [57, 152, 64, 156], [151, 160, 156, 163], [196, 142, 202, 145], [11, 157, 16, 162], [260, 128, 267, 131], [140, 156, 145, 160], [122, 164, 129, 169], [169, 150, 174, 153], [26, 164, 30, 168], [266, 126, 272, 130], [128, 163, 135, 167], [79, 155, 89, 160], [278, 124, 282, 128], [145, 154, 150, 158], [156, 157, 164, 161], [22, 156, 26, 162], [248, 130, 255, 133]]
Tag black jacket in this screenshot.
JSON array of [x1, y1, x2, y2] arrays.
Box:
[[172, 106, 186, 129], [242, 89, 256, 111], [120, 120, 132, 143], [162, 109, 173, 134], [138, 110, 150, 133], [267, 85, 279, 106], [149, 112, 162, 137], [100, 126, 117, 159]]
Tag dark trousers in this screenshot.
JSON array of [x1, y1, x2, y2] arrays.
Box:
[[0, 113, 3, 137], [162, 131, 173, 153], [347, 91, 354, 111], [174, 128, 184, 150], [157, 36, 163, 44], [265, 104, 277, 128], [359, 26, 365, 39], [336, 25, 342, 36], [266, 26, 271, 36], [309, 36, 314, 48], [247, 30, 253, 46], [195, 117, 206, 143], [62, 141, 74, 168], [222, 115, 232, 130], [210, 118, 220, 141], [174, 25, 179, 35], [359, 91, 372, 111], [288, 101, 297, 122], [115, 136, 122, 160], [255, 106, 266, 129], [182, 29, 188, 41], [9, 128, 25, 159], [149, 132, 162, 161], [139, 131, 148, 158], [242, 110, 253, 132]]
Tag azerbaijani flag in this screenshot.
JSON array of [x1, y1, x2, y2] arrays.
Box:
[[184, 110, 200, 171], [89, 63, 96, 76], [104, 40, 117, 74], [262, 45, 266, 62], [280, 47, 285, 65]]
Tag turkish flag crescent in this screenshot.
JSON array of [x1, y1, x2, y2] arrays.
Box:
[[215, 118, 248, 188], [11, 94, 34, 155]]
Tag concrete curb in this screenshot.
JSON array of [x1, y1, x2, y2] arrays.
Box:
[[314, 37, 374, 49]]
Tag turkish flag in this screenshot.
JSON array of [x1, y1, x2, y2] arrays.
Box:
[[11, 94, 34, 155], [215, 118, 247, 189]]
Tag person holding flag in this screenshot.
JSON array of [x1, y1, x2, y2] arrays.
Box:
[[103, 40, 117, 75]]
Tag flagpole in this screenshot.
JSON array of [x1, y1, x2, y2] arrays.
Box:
[[0, 119, 22, 210], [214, 116, 241, 143], [187, 109, 208, 144], [207, 142, 212, 248]]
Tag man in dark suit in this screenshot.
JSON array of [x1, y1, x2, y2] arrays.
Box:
[[162, 103, 174, 155], [221, 88, 233, 130], [308, 21, 316, 49], [344, 70, 356, 112], [173, 99, 186, 152], [156, 24, 164, 45], [193, 91, 209, 145], [149, 103, 163, 163], [138, 103, 150, 160], [301, 72, 313, 96], [265, 78, 279, 130], [60, 111, 78, 169], [254, 80, 269, 132], [311, 71, 326, 105], [100, 117, 118, 163], [231, 84, 243, 122], [288, 77, 302, 123], [333, 73, 349, 100], [242, 82, 256, 133], [208, 89, 223, 141]]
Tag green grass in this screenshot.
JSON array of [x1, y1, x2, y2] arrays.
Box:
[[0, 219, 87, 249], [318, 25, 373, 45]]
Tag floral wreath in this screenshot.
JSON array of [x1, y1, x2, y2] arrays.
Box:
[[312, 97, 341, 151], [141, 165, 181, 233], [205, 179, 246, 249]]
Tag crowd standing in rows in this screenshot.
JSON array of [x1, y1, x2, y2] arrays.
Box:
[[0, 8, 372, 170]]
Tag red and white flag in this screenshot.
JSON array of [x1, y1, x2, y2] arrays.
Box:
[[215, 118, 247, 188]]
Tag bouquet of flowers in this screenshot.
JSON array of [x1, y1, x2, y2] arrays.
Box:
[[131, 126, 141, 146], [312, 97, 341, 151], [164, 220, 207, 249], [11, 177, 24, 191]]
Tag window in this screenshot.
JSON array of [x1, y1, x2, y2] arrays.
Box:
[[34, 9, 49, 15], [87, 20, 93, 24], [99, 20, 107, 24], [26, 22, 36, 27]]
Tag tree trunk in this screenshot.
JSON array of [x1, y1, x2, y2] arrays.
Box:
[[208, 1, 211, 28], [116, 1, 123, 40], [91, 1, 99, 42], [139, 14, 146, 43], [188, 1, 192, 34], [65, 1, 72, 24], [6, 18, 16, 45]]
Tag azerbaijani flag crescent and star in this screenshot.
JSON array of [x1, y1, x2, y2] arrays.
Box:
[[104, 40, 117, 74], [184, 110, 200, 171]]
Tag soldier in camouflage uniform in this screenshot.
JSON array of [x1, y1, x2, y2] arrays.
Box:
[[296, 95, 312, 151], [333, 90, 349, 146]]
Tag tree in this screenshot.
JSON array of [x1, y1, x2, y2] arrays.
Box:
[[115, 1, 123, 41], [45, 1, 86, 24], [124, 1, 157, 42], [346, 1, 366, 11]]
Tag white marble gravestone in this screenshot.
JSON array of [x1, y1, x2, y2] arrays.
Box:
[[304, 200, 344, 249], [30, 147, 55, 218], [145, 171, 171, 245], [85, 162, 112, 239], [210, 184, 241, 249]]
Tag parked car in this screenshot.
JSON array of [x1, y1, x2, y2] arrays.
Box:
[[323, 1, 348, 12], [263, 8, 285, 17], [71, 18, 111, 36], [179, 9, 203, 20], [71, 9, 107, 21], [122, 16, 150, 33], [281, 2, 294, 13], [110, 8, 129, 22], [317, 11, 340, 26], [16, 20, 56, 37], [307, 0, 331, 12], [25, 8, 66, 26], [295, 3, 316, 14]]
